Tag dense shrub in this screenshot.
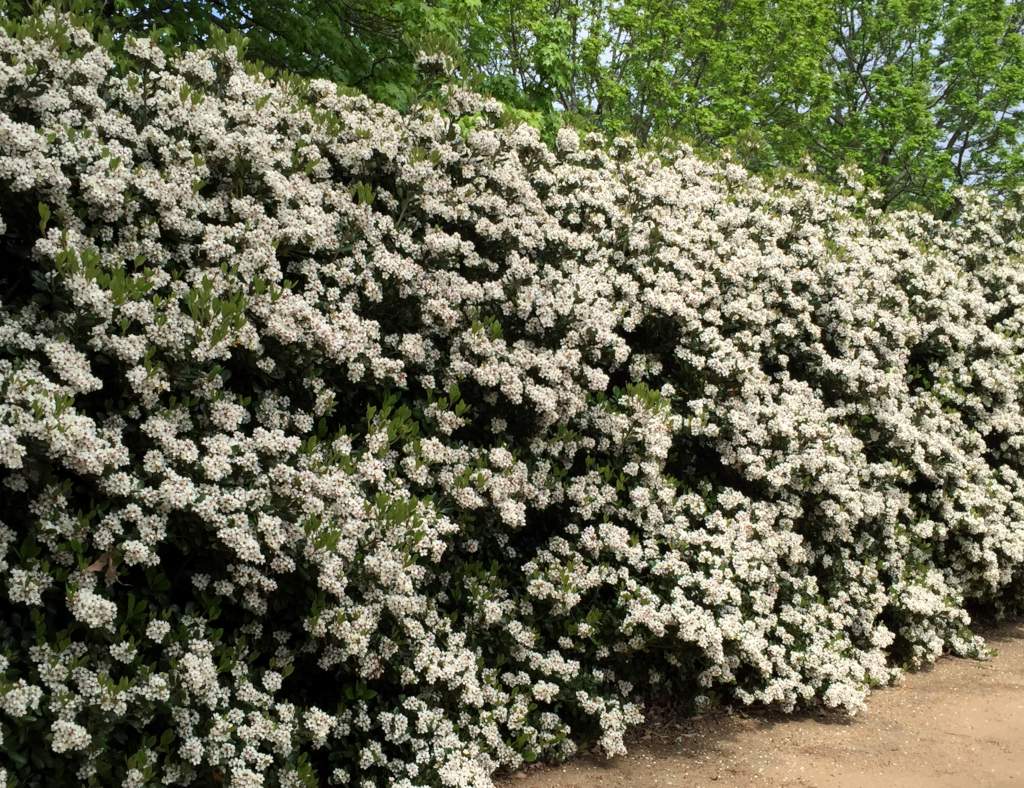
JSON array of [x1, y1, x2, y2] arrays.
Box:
[[1, 11, 1023, 787]]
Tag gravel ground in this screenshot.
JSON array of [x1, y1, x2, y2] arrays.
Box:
[[501, 620, 1024, 788]]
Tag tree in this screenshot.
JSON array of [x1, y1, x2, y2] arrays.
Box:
[[821, 0, 1024, 214]]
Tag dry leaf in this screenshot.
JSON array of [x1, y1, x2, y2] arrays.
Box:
[[85, 551, 119, 586], [85, 552, 110, 573]]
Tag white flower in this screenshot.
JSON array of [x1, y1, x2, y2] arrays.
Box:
[[68, 588, 117, 631], [556, 127, 580, 154], [50, 720, 91, 753], [146, 620, 171, 642], [1, 680, 43, 717]]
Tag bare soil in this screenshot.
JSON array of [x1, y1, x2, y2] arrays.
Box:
[[501, 620, 1024, 788]]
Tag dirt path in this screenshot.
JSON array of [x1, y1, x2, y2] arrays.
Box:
[[502, 621, 1024, 788]]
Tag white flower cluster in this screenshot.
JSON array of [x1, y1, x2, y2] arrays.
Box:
[[0, 11, 1023, 787]]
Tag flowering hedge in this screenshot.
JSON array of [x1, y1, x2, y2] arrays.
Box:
[[1, 11, 1024, 787]]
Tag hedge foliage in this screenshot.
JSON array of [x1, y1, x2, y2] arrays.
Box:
[[1, 11, 1024, 787], [17, 0, 1024, 216]]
